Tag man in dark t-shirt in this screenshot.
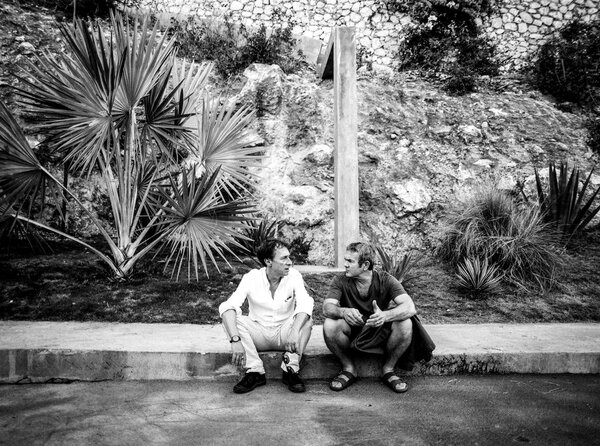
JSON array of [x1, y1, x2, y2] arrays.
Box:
[[323, 242, 430, 393]]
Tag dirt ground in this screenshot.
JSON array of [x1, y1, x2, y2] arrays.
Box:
[[1, 227, 599, 325]]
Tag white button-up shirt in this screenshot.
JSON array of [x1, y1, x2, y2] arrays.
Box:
[[218, 267, 314, 327]]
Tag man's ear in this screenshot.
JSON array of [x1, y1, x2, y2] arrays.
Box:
[[362, 261, 370, 271]]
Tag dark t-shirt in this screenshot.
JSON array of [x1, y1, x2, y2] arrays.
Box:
[[326, 270, 406, 319]]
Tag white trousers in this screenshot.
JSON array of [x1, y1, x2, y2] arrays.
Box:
[[232, 315, 301, 374]]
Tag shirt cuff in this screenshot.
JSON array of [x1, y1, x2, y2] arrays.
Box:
[[218, 302, 242, 318]]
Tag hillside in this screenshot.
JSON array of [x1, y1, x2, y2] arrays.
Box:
[[249, 69, 597, 263], [1, 1, 599, 325]]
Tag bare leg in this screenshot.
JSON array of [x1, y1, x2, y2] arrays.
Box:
[[382, 319, 413, 374], [323, 318, 356, 374]]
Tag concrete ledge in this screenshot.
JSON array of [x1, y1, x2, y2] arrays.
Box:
[[1, 322, 599, 383]]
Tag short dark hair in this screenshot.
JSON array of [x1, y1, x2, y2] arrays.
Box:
[[346, 242, 376, 270], [256, 238, 290, 266]]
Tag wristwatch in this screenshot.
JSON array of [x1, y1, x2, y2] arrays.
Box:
[[229, 335, 241, 343]]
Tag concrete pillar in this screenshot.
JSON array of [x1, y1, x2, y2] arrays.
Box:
[[333, 27, 359, 267]]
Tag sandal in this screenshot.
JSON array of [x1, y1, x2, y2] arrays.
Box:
[[381, 372, 408, 393], [329, 370, 358, 391]]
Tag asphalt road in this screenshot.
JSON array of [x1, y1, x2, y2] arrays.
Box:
[[1, 375, 599, 445]]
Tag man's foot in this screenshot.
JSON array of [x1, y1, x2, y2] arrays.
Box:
[[381, 371, 408, 393], [329, 370, 357, 391], [282, 367, 306, 393], [233, 372, 266, 394]]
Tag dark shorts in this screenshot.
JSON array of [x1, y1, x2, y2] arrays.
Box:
[[349, 315, 435, 371]]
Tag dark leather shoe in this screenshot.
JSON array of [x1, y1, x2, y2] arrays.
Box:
[[282, 367, 306, 393], [233, 372, 266, 394]]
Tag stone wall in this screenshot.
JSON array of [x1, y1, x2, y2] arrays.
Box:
[[138, 0, 598, 71]]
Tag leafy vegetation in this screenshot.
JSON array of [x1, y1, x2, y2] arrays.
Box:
[[437, 188, 563, 290], [376, 245, 416, 284], [392, 0, 501, 94], [235, 218, 282, 265], [15, 0, 139, 19], [534, 162, 600, 241], [534, 19, 600, 108], [0, 12, 262, 281], [534, 19, 600, 154], [169, 15, 305, 79], [455, 257, 502, 296], [586, 115, 600, 155]]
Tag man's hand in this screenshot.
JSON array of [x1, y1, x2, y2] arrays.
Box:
[[343, 307, 365, 326], [365, 300, 387, 327], [285, 326, 300, 353], [231, 341, 246, 367]]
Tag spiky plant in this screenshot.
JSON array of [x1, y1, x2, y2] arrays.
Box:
[[235, 217, 283, 266], [535, 162, 600, 242], [456, 257, 503, 296], [376, 245, 416, 284], [0, 12, 262, 280], [438, 188, 563, 290]]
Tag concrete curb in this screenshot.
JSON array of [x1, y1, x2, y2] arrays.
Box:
[[1, 322, 599, 383]]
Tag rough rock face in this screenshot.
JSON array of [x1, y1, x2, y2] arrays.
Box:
[[234, 63, 284, 116], [239, 65, 599, 265]]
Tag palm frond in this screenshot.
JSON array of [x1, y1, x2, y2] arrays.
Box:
[[154, 167, 255, 280], [194, 96, 263, 196], [0, 101, 52, 213]]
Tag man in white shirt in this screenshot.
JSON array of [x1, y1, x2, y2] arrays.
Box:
[[219, 239, 314, 393]]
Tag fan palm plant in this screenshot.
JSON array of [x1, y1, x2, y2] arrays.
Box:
[[0, 12, 262, 280]]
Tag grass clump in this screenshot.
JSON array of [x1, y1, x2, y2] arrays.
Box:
[[438, 188, 563, 290]]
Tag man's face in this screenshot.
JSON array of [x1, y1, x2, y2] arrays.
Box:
[[344, 251, 366, 278], [267, 246, 292, 277]]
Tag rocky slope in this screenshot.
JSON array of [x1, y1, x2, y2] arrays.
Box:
[[1, 1, 598, 265], [245, 66, 597, 264]]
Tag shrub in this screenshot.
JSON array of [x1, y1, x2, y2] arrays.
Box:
[[171, 16, 305, 79], [444, 67, 477, 95], [20, 0, 139, 19], [437, 188, 563, 290], [455, 257, 503, 296], [534, 162, 600, 241], [534, 19, 600, 108], [586, 115, 600, 155], [236, 218, 284, 265], [376, 245, 416, 284], [393, 0, 500, 90]]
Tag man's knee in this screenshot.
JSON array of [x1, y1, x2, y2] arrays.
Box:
[[390, 319, 413, 340]]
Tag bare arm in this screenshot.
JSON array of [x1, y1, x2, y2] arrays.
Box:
[[385, 293, 417, 321], [323, 298, 364, 326], [366, 293, 416, 327], [221, 309, 245, 367]]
